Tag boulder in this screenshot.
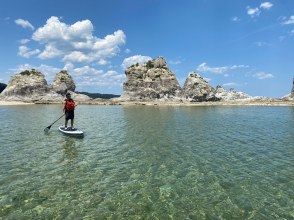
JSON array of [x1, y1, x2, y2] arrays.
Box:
[[182, 72, 219, 101], [51, 70, 75, 95], [215, 85, 251, 101], [121, 57, 181, 100], [1, 69, 48, 97]]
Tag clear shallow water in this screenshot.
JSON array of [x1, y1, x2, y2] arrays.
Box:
[[0, 105, 293, 219]]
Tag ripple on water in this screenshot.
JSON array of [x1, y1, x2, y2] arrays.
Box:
[[0, 105, 293, 219]]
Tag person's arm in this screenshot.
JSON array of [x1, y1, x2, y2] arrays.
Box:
[[63, 100, 66, 113]]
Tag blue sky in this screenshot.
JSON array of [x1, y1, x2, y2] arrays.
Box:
[[0, 0, 293, 97]]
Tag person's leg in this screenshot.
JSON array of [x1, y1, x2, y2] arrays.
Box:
[[65, 118, 68, 127], [71, 119, 74, 128]]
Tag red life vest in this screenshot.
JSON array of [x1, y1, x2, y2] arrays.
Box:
[[65, 99, 75, 111]]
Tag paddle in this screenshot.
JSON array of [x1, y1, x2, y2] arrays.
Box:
[[44, 114, 65, 132]]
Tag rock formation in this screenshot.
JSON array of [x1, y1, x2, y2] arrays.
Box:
[[0, 69, 91, 102], [51, 70, 75, 95], [181, 72, 219, 101], [1, 69, 48, 97], [121, 57, 181, 100], [0, 82, 6, 93], [215, 85, 251, 101]]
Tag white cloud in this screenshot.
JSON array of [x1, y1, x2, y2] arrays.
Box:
[[253, 72, 274, 79], [98, 59, 109, 65], [19, 39, 30, 44], [10, 64, 59, 82], [222, 82, 239, 87], [15, 19, 35, 30], [18, 45, 40, 58], [196, 63, 249, 74], [254, 41, 270, 47], [170, 60, 182, 65], [125, 48, 131, 54], [28, 16, 126, 63], [260, 2, 273, 10], [38, 44, 63, 59], [121, 55, 152, 69], [282, 16, 294, 25], [72, 65, 103, 76], [231, 17, 240, 22], [247, 7, 260, 17]]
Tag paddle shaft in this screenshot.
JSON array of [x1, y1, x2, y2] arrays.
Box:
[[48, 114, 65, 128]]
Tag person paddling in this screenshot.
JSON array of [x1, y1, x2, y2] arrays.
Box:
[[63, 93, 76, 130]]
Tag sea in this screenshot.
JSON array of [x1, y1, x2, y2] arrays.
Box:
[[0, 105, 293, 219]]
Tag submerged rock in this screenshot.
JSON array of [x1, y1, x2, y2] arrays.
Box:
[[121, 57, 181, 100], [51, 70, 75, 95], [182, 72, 219, 102], [1, 69, 48, 97]]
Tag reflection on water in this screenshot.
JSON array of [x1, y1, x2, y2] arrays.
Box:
[[0, 105, 293, 219]]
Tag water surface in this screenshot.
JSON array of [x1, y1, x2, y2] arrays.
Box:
[[0, 105, 293, 219]]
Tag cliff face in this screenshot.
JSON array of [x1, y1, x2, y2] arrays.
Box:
[[1, 69, 48, 96], [51, 70, 75, 95], [181, 72, 219, 101], [122, 57, 181, 100]]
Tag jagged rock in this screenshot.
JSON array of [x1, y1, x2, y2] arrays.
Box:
[[181, 72, 219, 102], [0, 82, 6, 93], [121, 57, 181, 100], [215, 85, 251, 101], [0, 69, 91, 102], [51, 70, 75, 95], [1, 69, 48, 97]]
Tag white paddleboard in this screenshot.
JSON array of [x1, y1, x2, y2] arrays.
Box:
[[58, 126, 84, 138]]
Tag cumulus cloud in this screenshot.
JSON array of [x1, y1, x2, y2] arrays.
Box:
[[282, 15, 294, 25], [19, 39, 30, 44], [15, 19, 35, 30], [247, 7, 260, 18], [196, 63, 249, 74], [253, 72, 274, 79], [26, 16, 126, 63], [121, 55, 152, 69], [10, 64, 59, 82], [18, 45, 40, 58], [260, 2, 273, 10]]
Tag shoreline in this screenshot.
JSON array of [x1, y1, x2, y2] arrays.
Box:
[[0, 100, 293, 106], [0, 101, 34, 106]]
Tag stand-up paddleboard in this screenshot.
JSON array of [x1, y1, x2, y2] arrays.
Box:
[[58, 126, 84, 138]]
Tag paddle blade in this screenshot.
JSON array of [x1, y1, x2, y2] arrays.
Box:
[[44, 125, 51, 133]]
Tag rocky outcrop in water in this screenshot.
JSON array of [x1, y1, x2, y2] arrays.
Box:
[[0, 69, 91, 102], [121, 57, 181, 100], [1, 69, 48, 97], [0, 83, 7, 93], [215, 85, 251, 101], [181, 72, 219, 101], [51, 70, 75, 95]]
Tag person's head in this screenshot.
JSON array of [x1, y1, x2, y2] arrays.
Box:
[[66, 92, 71, 99]]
